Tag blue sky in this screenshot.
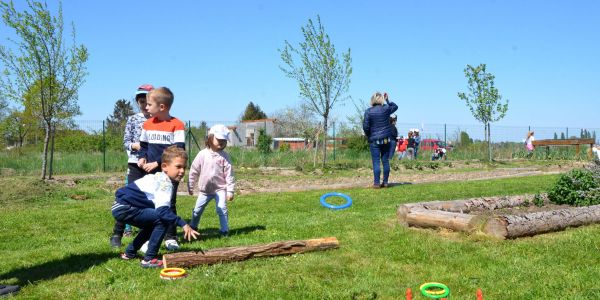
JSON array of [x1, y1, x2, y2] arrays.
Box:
[[2, 0, 599, 128]]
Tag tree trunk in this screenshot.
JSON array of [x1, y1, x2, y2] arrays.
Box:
[[322, 115, 328, 168], [487, 122, 492, 161], [48, 123, 56, 179], [484, 205, 600, 239], [40, 122, 50, 180], [397, 195, 533, 225], [163, 237, 339, 268], [403, 207, 483, 232]]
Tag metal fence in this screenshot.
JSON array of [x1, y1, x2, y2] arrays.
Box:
[[1, 119, 598, 175]]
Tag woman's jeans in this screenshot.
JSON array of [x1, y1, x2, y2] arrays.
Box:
[[369, 141, 391, 185], [388, 140, 397, 160]]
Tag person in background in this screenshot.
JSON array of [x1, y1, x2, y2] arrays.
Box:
[[397, 135, 407, 160], [413, 129, 421, 159], [110, 84, 153, 248], [525, 131, 535, 158], [406, 131, 416, 160], [363, 92, 398, 188], [388, 114, 398, 160]]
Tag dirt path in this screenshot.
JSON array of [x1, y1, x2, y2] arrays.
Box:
[[236, 162, 583, 194]]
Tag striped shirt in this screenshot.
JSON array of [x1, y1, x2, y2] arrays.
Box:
[[138, 116, 186, 165]]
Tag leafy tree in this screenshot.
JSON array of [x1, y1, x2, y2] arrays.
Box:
[[459, 131, 473, 146], [106, 99, 134, 134], [257, 128, 272, 154], [279, 15, 352, 167], [0, 107, 36, 147], [240, 101, 267, 121], [0, 0, 88, 179], [457, 64, 508, 161]]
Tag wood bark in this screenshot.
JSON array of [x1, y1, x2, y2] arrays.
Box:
[[484, 204, 600, 239], [397, 195, 532, 225], [404, 208, 482, 232], [163, 237, 339, 268]]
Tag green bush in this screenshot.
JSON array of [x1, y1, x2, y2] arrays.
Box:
[[547, 162, 600, 206], [257, 128, 272, 155], [346, 134, 368, 151]]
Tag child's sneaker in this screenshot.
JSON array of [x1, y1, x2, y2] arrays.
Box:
[[140, 258, 163, 268], [110, 235, 122, 248], [139, 241, 149, 254], [165, 239, 179, 251], [120, 253, 136, 260]]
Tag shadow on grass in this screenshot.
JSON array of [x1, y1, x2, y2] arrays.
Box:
[[388, 182, 413, 188], [0, 252, 115, 286], [194, 224, 267, 240]]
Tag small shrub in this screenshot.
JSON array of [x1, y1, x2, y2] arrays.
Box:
[[547, 163, 600, 206], [257, 129, 272, 155], [533, 193, 545, 207], [279, 143, 291, 152]]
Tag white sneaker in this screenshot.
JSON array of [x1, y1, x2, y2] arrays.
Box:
[[165, 239, 179, 251], [139, 241, 149, 254]]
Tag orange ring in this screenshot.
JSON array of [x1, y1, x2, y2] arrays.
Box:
[[160, 267, 187, 279]]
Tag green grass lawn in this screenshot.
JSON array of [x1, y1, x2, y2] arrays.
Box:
[[1, 174, 599, 299]]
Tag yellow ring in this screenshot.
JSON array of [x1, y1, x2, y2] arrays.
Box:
[[160, 267, 186, 278]]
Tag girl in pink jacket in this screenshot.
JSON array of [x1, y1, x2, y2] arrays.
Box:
[[187, 124, 235, 237]]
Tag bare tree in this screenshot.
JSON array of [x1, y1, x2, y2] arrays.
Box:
[[279, 15, 352, 167], [0, 0, 88, 179]]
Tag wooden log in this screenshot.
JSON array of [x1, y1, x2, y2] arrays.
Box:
[[397, 195, 533, 225], [404, 208, 482, 232], [484, 204, 600, 239], [163, 237, 339, 268]]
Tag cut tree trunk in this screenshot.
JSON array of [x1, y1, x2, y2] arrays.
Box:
[[404, 208, 483, 232], [398, 195, 532, 225], [163, 237, 339, 268], [484, 204, 600, 239]]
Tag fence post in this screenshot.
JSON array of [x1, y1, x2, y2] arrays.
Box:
[[102, 120, 106, 172], [444, 124, 447, 145], [187, 121, 192, 169]]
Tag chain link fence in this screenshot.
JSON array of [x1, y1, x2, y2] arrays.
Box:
[[1, 119, 598, 176]]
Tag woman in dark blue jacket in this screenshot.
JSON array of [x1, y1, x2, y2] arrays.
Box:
[[363, 92, 398, 188]]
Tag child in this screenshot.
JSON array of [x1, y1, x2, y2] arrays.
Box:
[[396, 135, 407, 160], [406, 131, 416, 160], [137, 87, 186, 250], [111, 146, 199, 268], [187, 124, 235, 237], [525, 131, 535, 158], [110, 84, 153, 248], [388, 114, 398, 160]]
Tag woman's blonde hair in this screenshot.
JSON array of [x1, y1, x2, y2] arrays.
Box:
[[370, 92, 385, 106]]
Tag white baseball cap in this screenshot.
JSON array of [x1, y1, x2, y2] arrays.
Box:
[[209, 124, 230, 140]]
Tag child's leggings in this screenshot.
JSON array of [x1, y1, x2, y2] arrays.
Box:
[[190, 190, 229, 233]]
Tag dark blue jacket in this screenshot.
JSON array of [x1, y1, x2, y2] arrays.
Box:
[[363, 101, 398, 142]]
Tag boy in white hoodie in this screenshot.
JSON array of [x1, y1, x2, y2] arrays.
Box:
[[188, 124, 235, 237]]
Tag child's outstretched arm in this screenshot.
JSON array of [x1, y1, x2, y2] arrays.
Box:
[[182, 224, 200, 241]]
